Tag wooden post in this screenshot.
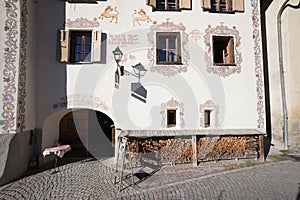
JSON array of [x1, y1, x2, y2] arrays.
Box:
[[192, 135, 197, 166], [111, 125, 115, 147], [259, 135, 265, 162]]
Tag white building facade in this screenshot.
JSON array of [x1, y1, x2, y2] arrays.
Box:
[[265, 0, 300, 151], [0, 0, 266, 184]]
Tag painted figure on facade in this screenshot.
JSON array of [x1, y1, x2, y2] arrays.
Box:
[[132, 9, 152, 26], [99, 6, 119, 23]]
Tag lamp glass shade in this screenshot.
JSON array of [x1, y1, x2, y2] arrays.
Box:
[[112, 46, 123, 62], [132, 63, 147, 76]]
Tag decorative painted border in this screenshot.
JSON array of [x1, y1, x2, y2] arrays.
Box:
[[16, 0, 28, 131], [147, 20, 190, 77], [203, 23, 242, 78], [160, 97, 185, 128], [251, 0, 264, 129], [2, 0, 19, 132], [66, 17, 100, 28], [53, 94, 109, 111], [199, 100, 220, 128]]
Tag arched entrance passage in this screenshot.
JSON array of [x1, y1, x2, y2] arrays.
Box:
[[59, 109, 115, 158]]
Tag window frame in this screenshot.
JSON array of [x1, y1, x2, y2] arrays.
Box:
[[210, 0, 233, 13], [70, 31, 93, 63], [156, 32, 182, 65], [167, 109, 177, 127], [212, 35, 235, 66], [204, 110, 211, 128], [202, 0, 244, 13], [156, 0, 180, 11]]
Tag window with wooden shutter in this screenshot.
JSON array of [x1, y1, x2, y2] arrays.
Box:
[[212, 36, 235, 65], [232, 0, 244, 12], [58, 30, 105, 64], [59, 30, 70, 63], [92, 30, 101, 62]]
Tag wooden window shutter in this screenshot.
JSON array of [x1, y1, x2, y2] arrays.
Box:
[[232, 0, 244, 12], [227, 37, 235, 64], [59, 30, 69, 63], [147, 0, 156, 8], [92, 30, 101, 62], [202, 0, 211, 10], [179, 0, 191, 9]]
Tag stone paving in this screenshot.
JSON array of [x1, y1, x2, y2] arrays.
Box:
[[0, 155, 299, 200]]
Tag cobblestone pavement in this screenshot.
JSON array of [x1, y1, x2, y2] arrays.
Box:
[[0, 158, 299, 200]]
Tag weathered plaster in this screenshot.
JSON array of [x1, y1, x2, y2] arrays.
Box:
[[2, 0, 20, 133]]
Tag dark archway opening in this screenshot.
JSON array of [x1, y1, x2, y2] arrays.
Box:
[[59, 110, 115, 158]]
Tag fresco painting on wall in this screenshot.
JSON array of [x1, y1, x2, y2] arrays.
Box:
[[66, 17, 100, 28], [99, 6, 119, 23], [108, 34, 139, 47], [53, 95, 109, 111], [189, 29, 203, 42], [132, 9, 152, 26]]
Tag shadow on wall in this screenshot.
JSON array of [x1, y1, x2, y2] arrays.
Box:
[[264, 133, 272, 160], [0, 131, 42, 186], [297, 183, 300, 200]]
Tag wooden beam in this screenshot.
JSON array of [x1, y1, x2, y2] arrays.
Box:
[[259, 135, 265, 162], [192, 135, 197, 166]]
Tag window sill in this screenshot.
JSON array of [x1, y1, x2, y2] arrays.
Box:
[[156, 62, 183, 65], [68, 61, 93, 64], [206, 10, 235, 14], [153, 9, 182, 12], [213, 63, 236, 66]]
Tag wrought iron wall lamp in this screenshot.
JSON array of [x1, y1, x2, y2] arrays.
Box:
[[112, 46, 148, 103]]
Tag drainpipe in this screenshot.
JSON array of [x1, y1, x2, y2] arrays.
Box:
[[277, 0, 300, 150]]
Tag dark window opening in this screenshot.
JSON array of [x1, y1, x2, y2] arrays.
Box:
[[204, 110, 211, 128], [213, 36, 235, 65], [70, 31, 92, 63], [167, 109, 177, 127], [211, 0, 232, 12], [157, 0, 179, 10], [157, 32, 181, 64]]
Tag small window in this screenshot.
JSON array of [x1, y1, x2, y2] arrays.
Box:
[[70, 31, 92, 63], [157, 0, 179, 10], [204, 110, 211, 128], [202, 0, 244, 13], [157, 32, 181, 64], [212, 36, 235, 65], [167, 109, 176, 127], [211, 0, 232, 12], [147, 0, 191, 11]]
